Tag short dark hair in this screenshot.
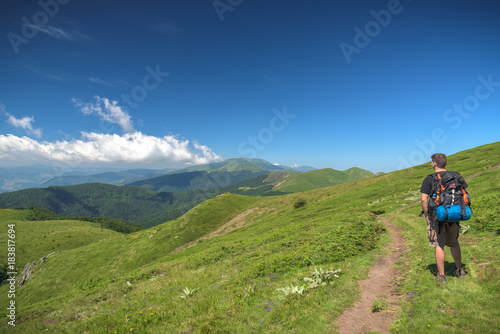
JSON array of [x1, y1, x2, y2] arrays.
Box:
[[431, 153, 447, 168]]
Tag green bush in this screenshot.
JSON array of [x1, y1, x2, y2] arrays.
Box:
[[293, 198, 307, 209]]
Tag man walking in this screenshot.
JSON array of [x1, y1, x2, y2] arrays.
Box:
[[420, 153, 467, 284]]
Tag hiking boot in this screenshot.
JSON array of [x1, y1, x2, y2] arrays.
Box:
[[455, 268, 466, 278], [433, 274, 447, 284]]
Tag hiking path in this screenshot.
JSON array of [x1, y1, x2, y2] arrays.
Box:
[[334, 217, 406, 333]]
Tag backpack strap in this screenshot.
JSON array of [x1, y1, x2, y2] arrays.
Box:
[[451, 172, 469, 219], [457, 173, 471, 206], [433, 172, 445, 206], [435, 172, 447, 220]]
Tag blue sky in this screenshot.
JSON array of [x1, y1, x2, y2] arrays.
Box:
[[0, 0, 499, 173]]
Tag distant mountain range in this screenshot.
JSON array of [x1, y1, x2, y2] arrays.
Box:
[[124, 158, 295, 193], [0, 158, 318, 192], [0, 159, 373, 227], [42, 169, 172, 188], [0, 165, 171, 192]]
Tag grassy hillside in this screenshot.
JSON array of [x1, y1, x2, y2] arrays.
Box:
[[224, 172, 292, 196], [0, 209, 121, 271], [0, 142, 498, 333], [22, 206, 145, 234], [223, 168, 373, 196], [274, 167, 374, 193]]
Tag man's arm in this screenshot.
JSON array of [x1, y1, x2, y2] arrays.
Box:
[[421, 193, 429, 222]]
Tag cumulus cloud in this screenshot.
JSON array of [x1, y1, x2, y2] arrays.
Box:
[[1, 103, 42, 138], [72, 96, 134, 133], [1, 97, 222, 168], [0, 131, 222, 166]]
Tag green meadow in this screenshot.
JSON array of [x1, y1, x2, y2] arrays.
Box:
[[0, 142, 498, 333]]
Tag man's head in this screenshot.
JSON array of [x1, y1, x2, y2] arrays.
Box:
[[431, 153, 447, 169]]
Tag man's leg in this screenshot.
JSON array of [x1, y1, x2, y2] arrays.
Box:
[[450, 245, 462, 270], [435, 246, 446, 276]]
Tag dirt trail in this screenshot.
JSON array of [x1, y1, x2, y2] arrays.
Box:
[[334, 217, 406, 334]]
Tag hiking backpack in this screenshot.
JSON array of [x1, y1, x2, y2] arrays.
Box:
[[430, 171, 472, 223]]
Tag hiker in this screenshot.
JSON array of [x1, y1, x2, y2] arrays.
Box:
[[420, 153, 467, 284]]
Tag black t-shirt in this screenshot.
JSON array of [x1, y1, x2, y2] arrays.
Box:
[[420, 174, 435, 195], [420, 171, 468, 195]]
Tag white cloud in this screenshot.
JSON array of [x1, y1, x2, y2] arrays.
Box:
[[0, 97, 221, 168], [1, 103, 42, 138], [0, 132, 223, 166], [72, 96, 134, 133]]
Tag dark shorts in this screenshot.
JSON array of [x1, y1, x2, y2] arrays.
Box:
[[427, 221, 460, 248]]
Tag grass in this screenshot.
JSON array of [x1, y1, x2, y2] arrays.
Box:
[[0, 214, 120, 268], [0, 141, 498, 333], [371, 298, 389, 313], [0, 187, 387, 332], [274, 168, 373, 193], [388, 148, 500, 333], [389, 212, 500, 333]]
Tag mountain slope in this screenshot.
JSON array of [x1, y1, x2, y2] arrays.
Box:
[[223, 172, 293, 196], [42, 169, 169, 187], [0, 142, 498, 333], [126, 168, 272, 193], [0, 209, 122, 269], [274, 167, 374, 193], [0, 183, 189, 227], [221, 167, 374, 196], [169, 158, 286, 173]]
